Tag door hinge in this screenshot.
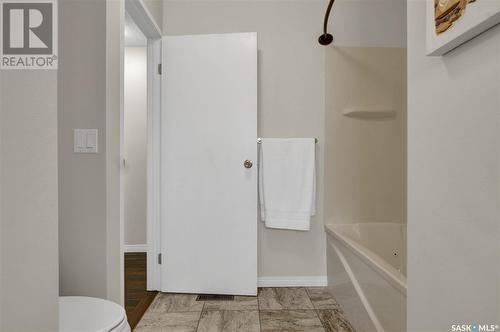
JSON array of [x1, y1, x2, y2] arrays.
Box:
[[157, 253, 162, 264], [158, 63, 162, 75]]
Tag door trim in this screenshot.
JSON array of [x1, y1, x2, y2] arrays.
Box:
[[121, 0, 163, 297], [124, 0, 162, 39], [123, 244, 149, 253], [146, 37, 162, 291]]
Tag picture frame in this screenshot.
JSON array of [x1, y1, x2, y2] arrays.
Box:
[[426, 0, 500, 56]]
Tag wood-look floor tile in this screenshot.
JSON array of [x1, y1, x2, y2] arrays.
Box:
[[203, 296, 258, 311], [134, 288, 357, 332], [258, 288, 314, 310], [306, 287, 341, 309], [134, 311, 201, 332], [260, 310, 325, 332], [148, 292, 204, 313], [197, 310, 260, 332], [317, 310, 356, 332]]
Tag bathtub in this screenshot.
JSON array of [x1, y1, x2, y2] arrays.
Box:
[[325, 223, 406, 332]]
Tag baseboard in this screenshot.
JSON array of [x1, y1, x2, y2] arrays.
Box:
[[122, 250, 327, 288], [258, 276, 328, 287], [123, 244, 148, 253]]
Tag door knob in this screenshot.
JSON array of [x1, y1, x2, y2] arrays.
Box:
[[244, 160, 253, 169]]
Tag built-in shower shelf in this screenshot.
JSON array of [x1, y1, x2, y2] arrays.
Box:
[[342, 108, 396, 118]]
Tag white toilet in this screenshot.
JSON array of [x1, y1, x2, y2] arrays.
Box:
[[59, 296, 130, 332]]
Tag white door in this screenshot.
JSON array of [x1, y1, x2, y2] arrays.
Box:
[[161, 33, 257, 296]]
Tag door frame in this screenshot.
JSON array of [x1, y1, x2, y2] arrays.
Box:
[[145, 37, 162, 291], [122, 0, 162, 295]]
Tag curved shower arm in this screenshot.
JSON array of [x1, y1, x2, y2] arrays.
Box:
[[319, 0, 335, 45]]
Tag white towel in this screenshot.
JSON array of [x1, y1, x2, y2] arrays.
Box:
[[258, 138, 316, 231]]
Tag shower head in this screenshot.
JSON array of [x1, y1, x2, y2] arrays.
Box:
[[318, 33, 333, 45], [318, 0, 336, 46]]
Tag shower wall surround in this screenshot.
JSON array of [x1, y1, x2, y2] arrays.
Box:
[[324, 47, 407, 225]]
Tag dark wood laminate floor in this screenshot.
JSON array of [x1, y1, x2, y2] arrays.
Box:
[[125, 252, 158, 330]]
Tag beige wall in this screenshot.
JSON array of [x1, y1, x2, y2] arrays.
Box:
[[59, 0, 108, 298], [324, 47, 406, 225], [57, 0, 127, 305], [106, 0, 124, 304], [164, 0, 328, 279], [1, 71, 59, 330], [330, 0, 406, 48], [124, 47, 148, 245], [407, 1, 500, 330]]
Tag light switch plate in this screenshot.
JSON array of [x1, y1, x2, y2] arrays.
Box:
[[74, 129, 98, 153]]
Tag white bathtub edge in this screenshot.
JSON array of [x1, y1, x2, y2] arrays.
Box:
[[325, 224, 407, 296], [330, 242, 386, 332]]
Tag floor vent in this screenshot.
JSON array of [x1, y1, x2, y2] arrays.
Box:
[[196, 294, 234, 301]]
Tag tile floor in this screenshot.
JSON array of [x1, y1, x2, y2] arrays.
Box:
[[134, 287, 355, 332]]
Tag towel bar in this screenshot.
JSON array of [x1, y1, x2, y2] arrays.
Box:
[[257, 138, 318, 144]]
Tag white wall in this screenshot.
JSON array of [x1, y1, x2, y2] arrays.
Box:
[[59, 0, 108, 299], [124, 47, 148, 245], [57, 0, 123, 305], [106, 0, 124, 304], [330, 0, 406, 48], [1, 71, 59, 330], [407, 1, 500, 330], [164, 0, 328, 280]]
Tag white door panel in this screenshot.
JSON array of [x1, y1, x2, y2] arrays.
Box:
[[161, 33, 257, 295]]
